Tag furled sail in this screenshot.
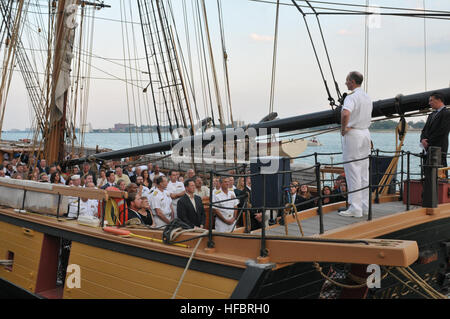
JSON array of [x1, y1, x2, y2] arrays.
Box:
[[52, 1, 79, 122]]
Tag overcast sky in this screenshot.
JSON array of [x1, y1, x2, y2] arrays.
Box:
[[3, 0, 450, 131]]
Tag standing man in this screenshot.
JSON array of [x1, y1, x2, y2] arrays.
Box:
[[150, 176, 174, 227], [177, 179, 206, 228], [193, 176, 210, 198], [166, 170, 185, 218], [420, 92, 450, 177], [338, 71, 372, 218], [212, 177, 239, 232]]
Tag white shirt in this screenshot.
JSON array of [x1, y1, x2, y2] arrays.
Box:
[[68, 199, 98, 218], [140, 185, 152, 202], [150, 188, 173, 227], [212, 189, 239, 232], [291, 193, 297, 204], [188, 194, 197, 211], [343, 87, 372, 129], [166, 181, 185, 216], [194, 185, 210, 198]]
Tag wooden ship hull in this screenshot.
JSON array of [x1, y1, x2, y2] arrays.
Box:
[[0, 189, 448, 299]]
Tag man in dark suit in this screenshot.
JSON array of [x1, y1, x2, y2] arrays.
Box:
[[176, 179, 205, 228], [100, 171, 116, 189], [420, 92, 450, 176]]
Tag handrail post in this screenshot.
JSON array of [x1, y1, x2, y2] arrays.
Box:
[[101, 198, 106, 227], [207, 171, 215, 249], [21, 189, 27, 211], [423, 147, 440, 208], [56, 194, 61, 220], [375, 149, 380, 204], [76, 197, 81, 219], [315, 162, 324, 234], [406, 151, 411, 211], [368, 155, 373, 221], [260, 174, 268, 258], [399, 150, 404, 202]]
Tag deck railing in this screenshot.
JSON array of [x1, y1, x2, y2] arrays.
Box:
[[207, 147, 449, 259]]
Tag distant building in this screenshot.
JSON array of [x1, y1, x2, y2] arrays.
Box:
[[114, 123, 133, 130]]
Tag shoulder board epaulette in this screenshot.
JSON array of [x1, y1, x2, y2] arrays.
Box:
[[215, 190, 221, 195]]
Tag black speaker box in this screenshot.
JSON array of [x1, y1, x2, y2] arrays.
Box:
[[250, 157, 291, 209]]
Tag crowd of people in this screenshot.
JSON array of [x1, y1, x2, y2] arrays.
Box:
[[284, 174, 348, 215], [1, 153, 348, 232]]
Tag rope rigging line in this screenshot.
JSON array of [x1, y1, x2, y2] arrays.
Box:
[[268, 0, 280, 115], [304, 0, 342, 102], [291, 0, 337, 109], [120, 0, 134, 146], [217, 0, 234, 128], [167, 0, 201, 123], [200, 0, 226, 129], [137, 0, 163, 143], [194, 0, 216, 127], [249, 0, 450, 21], [363, 0, 369, 93], [422, 0, 427, 91]]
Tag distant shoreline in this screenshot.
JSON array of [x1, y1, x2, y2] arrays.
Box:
[[3, 128, 423, 134]]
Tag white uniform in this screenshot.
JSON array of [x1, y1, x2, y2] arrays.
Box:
[[166, 181, 185, 218], [150, 188, 173, 227], [212, 189, 239, 232], [341, 87, 373, 215], [140, 185, 152, 202], [68, 199, 98, 218]]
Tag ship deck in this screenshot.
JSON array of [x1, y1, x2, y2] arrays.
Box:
[[262, 200, 422, 238]]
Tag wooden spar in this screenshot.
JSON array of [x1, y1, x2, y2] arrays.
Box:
[[44, 0, 68, 164], [44, 1, 109, 163], [67, 87, 450, 165]]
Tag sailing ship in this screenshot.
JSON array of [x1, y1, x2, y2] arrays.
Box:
[[0, 1, 449, 299]]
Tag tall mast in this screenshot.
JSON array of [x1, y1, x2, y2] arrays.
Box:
[[44, 0, 78, 164], [44, 0, 109, 164]]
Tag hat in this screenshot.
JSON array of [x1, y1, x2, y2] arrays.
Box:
[[71, 174, 81, 180]]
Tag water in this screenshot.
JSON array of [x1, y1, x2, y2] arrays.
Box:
[[1, 130, 432, 177]]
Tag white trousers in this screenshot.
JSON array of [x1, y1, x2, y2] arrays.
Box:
[[342, 129, 371, 213]]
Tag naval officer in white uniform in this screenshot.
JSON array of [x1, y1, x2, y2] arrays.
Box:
[[166, 170, 185, 219], [338, 71, 372, 218], [212, 177, 239, 232], [150, 176, 174, 227]]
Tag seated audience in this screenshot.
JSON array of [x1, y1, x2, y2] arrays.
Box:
[[297, 184, 314, 211], [321, 186, 334, 205]]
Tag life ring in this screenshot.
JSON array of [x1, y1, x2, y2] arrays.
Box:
[[103, 226, 130, 236]]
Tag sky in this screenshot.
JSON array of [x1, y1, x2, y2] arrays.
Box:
[[2, 0, 450, 132]]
